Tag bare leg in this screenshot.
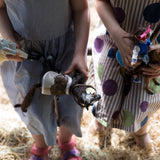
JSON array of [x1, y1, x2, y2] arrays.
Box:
[[58, 126, 82, 159], [88, 118, 107, 149], [134, 121, 155, 153], [59, 126, 72, 144], [32, 134, 49, 160], [94, 118, 106, 131]]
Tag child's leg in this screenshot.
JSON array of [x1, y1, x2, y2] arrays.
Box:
[[89, 118, 109, 148], [32, 135, 48, 149], [134, 121, 155, 152], [59, 126, 72, 143], [94, 118, 106, 131], [58, 126, 81, 160], [29, 134, 49, 160]]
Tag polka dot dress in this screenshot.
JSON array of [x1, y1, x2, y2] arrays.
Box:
[[88, 0, 160, 132]]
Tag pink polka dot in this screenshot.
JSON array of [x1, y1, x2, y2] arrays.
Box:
[[140, 101, 148, 112], [94, 38, 104, 53], [103, 79, 118, 96]]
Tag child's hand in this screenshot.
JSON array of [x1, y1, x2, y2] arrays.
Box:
[[148, 44, 160, 52], [65, 54, 88, 78], [141, 64, 160, 79], [114, 30, 134, 71]]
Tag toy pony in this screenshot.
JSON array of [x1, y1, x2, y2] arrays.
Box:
[[21, 71, 101, 112], [112, 23, 160, 119], [116, 23, 160, 94], [41, 71, 101, 109]]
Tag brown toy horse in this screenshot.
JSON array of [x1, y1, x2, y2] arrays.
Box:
[[112, 23, 160, 119], [121, 22, 160, 95]]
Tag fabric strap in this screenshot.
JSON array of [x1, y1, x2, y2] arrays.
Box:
[[31, 144, 50, 156]]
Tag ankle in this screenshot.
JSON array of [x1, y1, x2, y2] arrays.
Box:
[[29, 143, 50, 160], [95, 120, 106, 131]]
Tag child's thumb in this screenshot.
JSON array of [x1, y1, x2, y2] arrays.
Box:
[[64, 66, 73, 75]]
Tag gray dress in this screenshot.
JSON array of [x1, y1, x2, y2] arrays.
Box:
[[0, 0, 83, 146]]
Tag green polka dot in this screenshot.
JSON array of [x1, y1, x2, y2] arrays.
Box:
[[97, 64, 104, 79], [149, 78, 160, 94], [98, 120, 108, 127], [123, 111, 134, 127]]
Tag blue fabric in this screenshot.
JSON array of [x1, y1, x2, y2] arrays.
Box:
[[116, 50, 125, 67], [138, 38, 151, 55], [4, 0, 71, 40]]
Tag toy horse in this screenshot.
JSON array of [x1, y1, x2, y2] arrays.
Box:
[[116, 23, 160, 94], [21, 71, 101, 112], [42, 71, 101, 110], [112, 23, 160, 119]]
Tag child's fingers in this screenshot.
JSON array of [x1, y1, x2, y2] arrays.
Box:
[[141, 64, 160, 76], [148, 44, 160, 52], [64, 66, 73, 75], [80, 68, 89, 78], [149, 64, 160, 69], [141, 64, 160, 71]]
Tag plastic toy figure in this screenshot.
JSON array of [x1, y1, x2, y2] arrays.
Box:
[[0, 39, 28, 63]]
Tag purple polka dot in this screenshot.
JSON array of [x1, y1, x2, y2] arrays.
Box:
[[94, 38, 104, 53], [114, 7, 125, 23], [102, 79, 118, 96], [140, 101, 148, 112]]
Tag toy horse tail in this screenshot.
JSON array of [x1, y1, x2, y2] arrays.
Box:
[[150, 22, 160, 42], [21, 83, 41, 112]]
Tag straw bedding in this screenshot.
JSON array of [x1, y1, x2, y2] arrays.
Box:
[[0, 74, 160, 160], [0, 1, 160, 159]]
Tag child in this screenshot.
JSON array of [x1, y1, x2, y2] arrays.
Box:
[[0, 0, 90, 160], [88, 0, 160, 151]]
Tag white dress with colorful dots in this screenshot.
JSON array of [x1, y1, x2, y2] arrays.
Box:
[[89, 0, 160, 132]]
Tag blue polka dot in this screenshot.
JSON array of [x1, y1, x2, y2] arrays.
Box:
[[141, 116, 148, 128], [157, 34, 160, 43], [143, 3, 160, 23], [114, 7, 125, 23], [91, 103, 96, 117], [106, 30, 109, 35], [108, 48, 116, 58]]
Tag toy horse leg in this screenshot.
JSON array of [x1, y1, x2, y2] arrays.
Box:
[[153, 78, 160, 85], [145, 77, 154, 95], [120, 66, 126, 78]]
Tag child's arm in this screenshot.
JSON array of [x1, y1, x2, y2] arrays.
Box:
[[95, 0, 133, 69], [0, 0, 23, 61], [65, 0, 90, 78]]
